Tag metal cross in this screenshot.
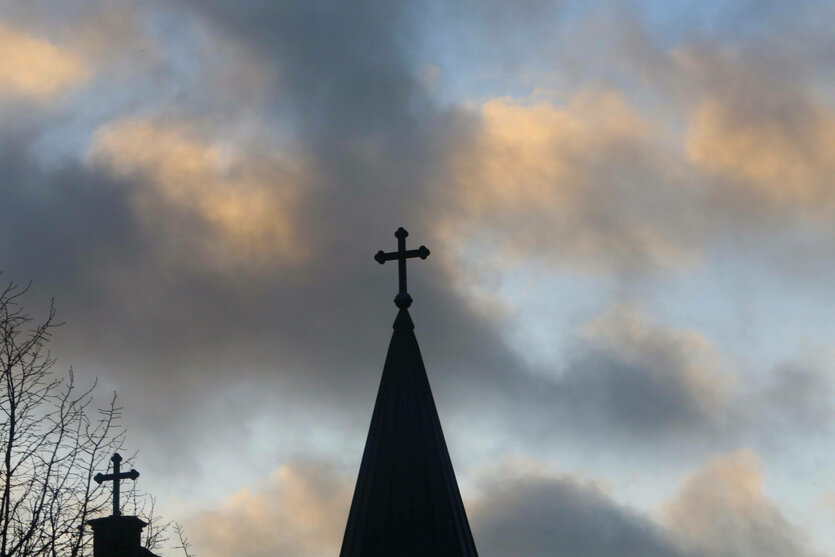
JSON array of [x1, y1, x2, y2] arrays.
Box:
[[374, 227, 430, 308], [94, 453, 139, 516]]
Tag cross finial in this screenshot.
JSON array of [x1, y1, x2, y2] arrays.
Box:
[[374, 227, 430, 308], [94, 453, 140, 517]]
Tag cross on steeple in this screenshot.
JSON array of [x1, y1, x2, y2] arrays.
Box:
[[94, 453, 139, 517], [374, 227, 430, 308]]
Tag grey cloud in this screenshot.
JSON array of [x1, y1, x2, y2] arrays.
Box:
[[471, 451, 822, 557], [463, 306, 833, 459], [2, 0, 834, 494], [184, 455, 682, 557], [180, 451, 821, 557], [178, 0, 427, 140], [739, 361, 834, 445], [2, 10, 835, 557], [0, 0, 512, 482], [556, 347, 720, 436], [471, 471, 683, 557], [461, 306, 734, 450]]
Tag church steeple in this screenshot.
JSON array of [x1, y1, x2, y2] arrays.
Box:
[[339, 228, 478, 557]]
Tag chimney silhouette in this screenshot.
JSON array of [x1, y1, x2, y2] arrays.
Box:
[[87, 516, 154, 557]]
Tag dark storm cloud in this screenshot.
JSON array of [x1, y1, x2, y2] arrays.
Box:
[[551, 348, 831, 449], [556, 350, 718, 436], [450, 305, 833, 458], [179, 0, 429, 141], [0, 130, 143, 311], [3, 5, 835, 557], [2, 0, 834, 487], [471, 471, 684, 557], [0, 0, 520, 477], [468, 450, 821, 557]]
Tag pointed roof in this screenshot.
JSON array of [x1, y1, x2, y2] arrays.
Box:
[[339, 308, 479, 557]]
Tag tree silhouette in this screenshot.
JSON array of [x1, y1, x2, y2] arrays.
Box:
[[0, 280, 132, 557]]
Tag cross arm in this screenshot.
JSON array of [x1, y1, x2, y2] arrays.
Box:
[[374, 246, 430, 264], [94, 469, 140, 483]]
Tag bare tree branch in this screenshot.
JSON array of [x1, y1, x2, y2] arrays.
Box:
[[173, 523, 195, 557], [0, 280, 155, 557]]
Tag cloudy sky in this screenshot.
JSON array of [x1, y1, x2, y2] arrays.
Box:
[[2, 0, 835, 555]]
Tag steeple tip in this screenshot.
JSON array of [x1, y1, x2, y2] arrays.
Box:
[[393, 308, 414, 330], [394, 291, 413, 308]]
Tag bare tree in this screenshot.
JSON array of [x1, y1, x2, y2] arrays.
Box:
[[136, 496, 170, 554], [172, 523, 195, 557], [0, 280, 129, 557]]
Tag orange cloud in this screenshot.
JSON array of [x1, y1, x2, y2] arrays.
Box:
[[687, 98, 835, 214], [665, 450, 812, 557], [673, 43, 835, 221], [187, 459, 351, 557], [88, 118, 311, 269], [0, 22, 89, 101], [459, 90, 648, 213], [439, 89, 694, 277]]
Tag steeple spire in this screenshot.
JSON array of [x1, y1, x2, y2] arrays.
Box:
[[339, 228, 478, 557]]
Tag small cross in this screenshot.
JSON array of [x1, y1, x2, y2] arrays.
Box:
[[374, 227, 430, 308], [94, 453, 139, 516]]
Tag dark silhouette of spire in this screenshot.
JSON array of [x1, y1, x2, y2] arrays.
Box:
[[339, 229, 478, 557]]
